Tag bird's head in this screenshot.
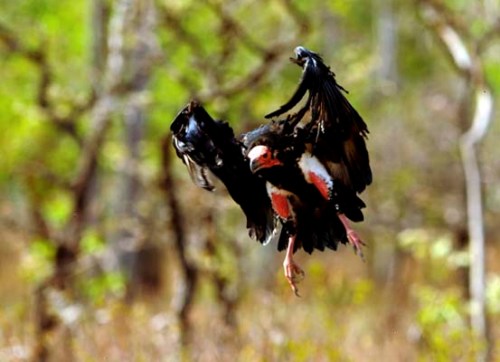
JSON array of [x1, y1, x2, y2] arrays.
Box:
[[290, 46, 326, 70], [290, 46, 314, 66], [248, 145, 282, 173]]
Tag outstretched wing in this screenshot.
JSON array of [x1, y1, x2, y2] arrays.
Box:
[[265, 46, 372, 193], [171, 101, 276, 244]]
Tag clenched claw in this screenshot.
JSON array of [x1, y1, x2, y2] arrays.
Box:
[[346, 229, 366, 259], [283, 259, 305, 296], [282, 235, 305, 296], [338, 213, 366, 260]]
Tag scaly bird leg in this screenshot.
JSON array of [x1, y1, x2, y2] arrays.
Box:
[[338, 213, 366, 258], [283, 235, 305, 296]]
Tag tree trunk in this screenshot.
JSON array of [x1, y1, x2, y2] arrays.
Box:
[[108, 0, 161, 300], [418, 2, 494, 359], [375, 0, 398, 89]]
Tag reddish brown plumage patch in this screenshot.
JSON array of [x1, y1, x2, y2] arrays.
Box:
[[270, 192, 291, 219], [309, 172, 330, 200]]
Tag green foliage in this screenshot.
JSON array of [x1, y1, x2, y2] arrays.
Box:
[[398, 228, 489, 359], [21, 238, 55, 284], [1, 0, 499, 360], [42, 191, 73, 227], [81, 229, 106, 255], [413, 286, 476, 361], [80, 231, 125, 305], [486, 274, 500, 315], [485, 60, 500, 91], [399, 228, 469, 281], [307, 260, 374, 305], [78, 271, 126, 306]]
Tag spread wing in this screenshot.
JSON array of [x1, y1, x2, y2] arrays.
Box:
[[265, 46, 372, 193], [171, 101, 276, 244]]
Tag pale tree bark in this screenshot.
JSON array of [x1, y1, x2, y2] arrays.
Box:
[[22, 0, 134, 358], [419, 1, 495, 360], [461, 89, 493, 355], [90, 0, 109, 92], [0, 1, 127, 356], [371, 0, 400, 288], [109, 0, 161, 300], [375, 0, 398, 89], [35, 0, 131, 358]]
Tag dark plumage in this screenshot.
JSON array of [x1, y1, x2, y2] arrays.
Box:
[[242, 122, 349, 254], [171, 101, 275, 244], [266, 46, 372, 193], [170, 47, 372, 295]]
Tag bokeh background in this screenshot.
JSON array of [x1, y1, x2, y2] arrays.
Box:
[[1, 0, 499, 361]]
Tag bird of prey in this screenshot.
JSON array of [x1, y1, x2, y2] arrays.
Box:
[[171, 46, 372, 295]]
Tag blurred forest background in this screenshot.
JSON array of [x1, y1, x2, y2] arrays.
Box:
[[1, 0, 499, 361]]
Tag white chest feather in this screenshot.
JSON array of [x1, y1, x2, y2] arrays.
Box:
[[298, 152, 334, 200]]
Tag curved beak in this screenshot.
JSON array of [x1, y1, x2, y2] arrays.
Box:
[[248, 145, 276, 174], [250, 158, 264, 173], [289, 56, 304, 66]]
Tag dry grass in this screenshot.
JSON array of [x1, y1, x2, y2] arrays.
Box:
[[0, 227, 498, 362]]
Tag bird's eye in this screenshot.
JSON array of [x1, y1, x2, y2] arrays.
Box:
[[262, 152, 269, 159]]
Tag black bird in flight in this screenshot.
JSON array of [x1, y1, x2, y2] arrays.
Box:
[[171, 46, 372, 295]]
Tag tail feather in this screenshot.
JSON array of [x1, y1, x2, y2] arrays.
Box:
[[277, 204, 348, 254]]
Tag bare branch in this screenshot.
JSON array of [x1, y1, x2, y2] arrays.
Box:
[[65, 0, 137, 244], [419, 1, 494, 360], [198, 48, 284, 101], [204, 0, 269, 56], [157, 1, 312, 104], [67, 98, 114, 244], [459, 90, 493, 350], [0, 22, 95, 144], [419, 3, 471, 75], [160, 135, 199, 345], [417, 0, 470, 38], [158, 9, 205, 55], [280, 0, 311, 34]]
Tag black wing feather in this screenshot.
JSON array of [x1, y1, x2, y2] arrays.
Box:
[[319, 69, 372, 192], [264, 76, 309, 120], [171, 101, 276, 244], [266, 47, 372, 194]]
